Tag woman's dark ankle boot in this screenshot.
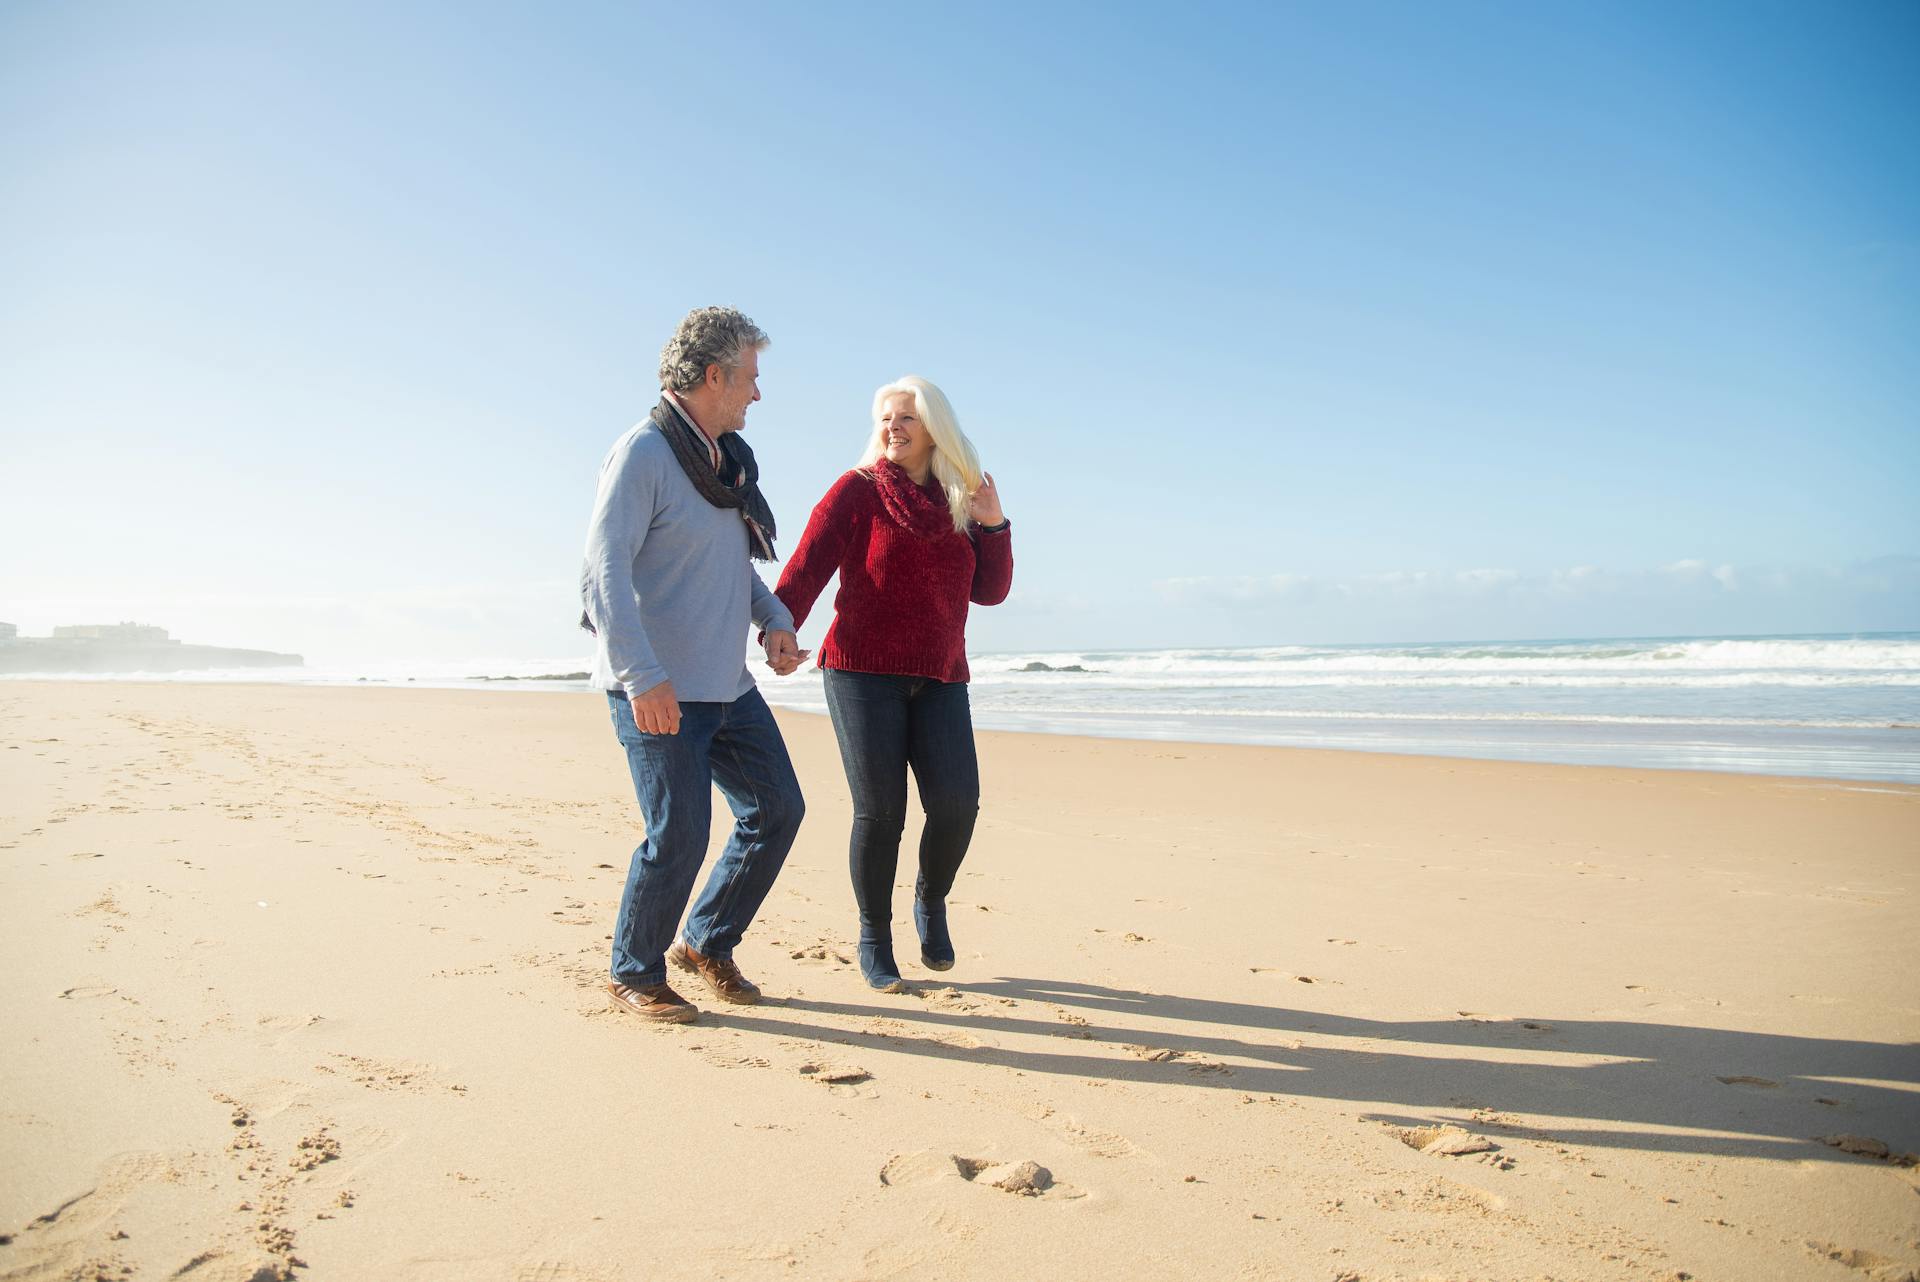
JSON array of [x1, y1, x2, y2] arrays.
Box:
[[915, 899, 954, 972], [858, 935, 906, 992]]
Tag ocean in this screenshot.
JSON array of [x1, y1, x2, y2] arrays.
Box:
[[755, 632, 1920, 785], [10, 632, 1918, 785]]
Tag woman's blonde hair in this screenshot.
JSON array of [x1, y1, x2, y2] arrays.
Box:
[[857, 375, 983, 533]]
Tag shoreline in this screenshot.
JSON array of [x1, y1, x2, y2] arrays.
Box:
[[8, 677, 1918, 790]]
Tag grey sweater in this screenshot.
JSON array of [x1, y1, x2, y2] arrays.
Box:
[[582, 420, 794, 702]]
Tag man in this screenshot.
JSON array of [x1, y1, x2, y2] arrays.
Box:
[[582, 306, 809, 1024]]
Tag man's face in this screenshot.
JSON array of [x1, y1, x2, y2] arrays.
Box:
[[709, 347, 762, 433]]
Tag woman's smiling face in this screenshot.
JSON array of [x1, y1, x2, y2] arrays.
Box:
[[879, 392, 934, 477]]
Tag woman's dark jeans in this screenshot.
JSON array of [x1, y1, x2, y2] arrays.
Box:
[[821, 670, 980, 947]]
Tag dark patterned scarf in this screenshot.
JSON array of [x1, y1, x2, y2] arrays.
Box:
[[865, 459, 959, 540], [650, 397, 777, 561], [579, 396, 779, 635]]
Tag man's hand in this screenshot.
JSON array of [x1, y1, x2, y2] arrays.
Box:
[[630, 679, 681, 735], [763, 629, 811, 676]]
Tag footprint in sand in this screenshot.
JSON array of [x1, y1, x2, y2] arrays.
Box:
[[878, 1150, 955, 1187], [317, 1052, 455, 1094], [1393, 1124, 1501, 1158], [10, 1149, 175, 1253], [1252, 968, 1325, 983], [1120, 1043, 1228, 1073], [1054, 1117, 1143, 1159], [1414, 1175, 1512, 1214], [953, 1156, 1053, 1195], [254, 1013, 325, 1050], [517, 1262, 621, 1282], [880, 1150, 1082, 1199], [913, 986, 984, 1013], [687, 1040, 773, 1071], [788, 943, 853, 966], [796, 1062, 875, 1097], [290, 1127, 342, 1172], [1054, 1011, 1093, 1040], [1804, 1241, 1912, 1274], [1456, 1012, 1555, 1032], [1818, 1134, 1918, 1164], [74, 891, 127, 920]]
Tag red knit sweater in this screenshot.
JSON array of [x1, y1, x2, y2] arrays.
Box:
[[774, 463, 1014, 683]]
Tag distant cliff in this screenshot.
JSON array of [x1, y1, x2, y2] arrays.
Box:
[[0, 623, 303, 674]]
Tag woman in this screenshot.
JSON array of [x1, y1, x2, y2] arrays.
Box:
[[774, 375, 1013, 992]]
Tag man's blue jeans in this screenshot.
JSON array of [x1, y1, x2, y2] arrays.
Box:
[[606, 686, 804, 988]]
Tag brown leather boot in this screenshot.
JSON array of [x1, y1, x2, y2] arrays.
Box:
[[667, 938, 762, 1005], [606, 980, 698, 1024]]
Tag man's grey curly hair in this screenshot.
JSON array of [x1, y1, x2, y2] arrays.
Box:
[[658, 306, 769, 394]]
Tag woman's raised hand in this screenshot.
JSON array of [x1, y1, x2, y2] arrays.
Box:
[[967, 472, 1004, 527]]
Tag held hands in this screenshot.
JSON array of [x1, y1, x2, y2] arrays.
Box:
[[630, 679, 681, 736], [967, 471, 1005, 527], [631, 633, 807, 736], [763, 629, 811, 677]]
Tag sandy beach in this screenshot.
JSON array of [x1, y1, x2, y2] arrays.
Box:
[[2, 680, 1916, 1282]]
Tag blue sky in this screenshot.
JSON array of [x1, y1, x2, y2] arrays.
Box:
[[2, 1, 1915, 663]]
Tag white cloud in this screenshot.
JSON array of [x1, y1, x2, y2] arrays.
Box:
[[1457, 568, 1521, 591]]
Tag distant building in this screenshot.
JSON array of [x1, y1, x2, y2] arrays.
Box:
[[0, 622, 15, 639], [52, 622, 172, 642]]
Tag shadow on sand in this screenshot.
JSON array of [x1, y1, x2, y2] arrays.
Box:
[[715, 974, 1920, 1165]]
